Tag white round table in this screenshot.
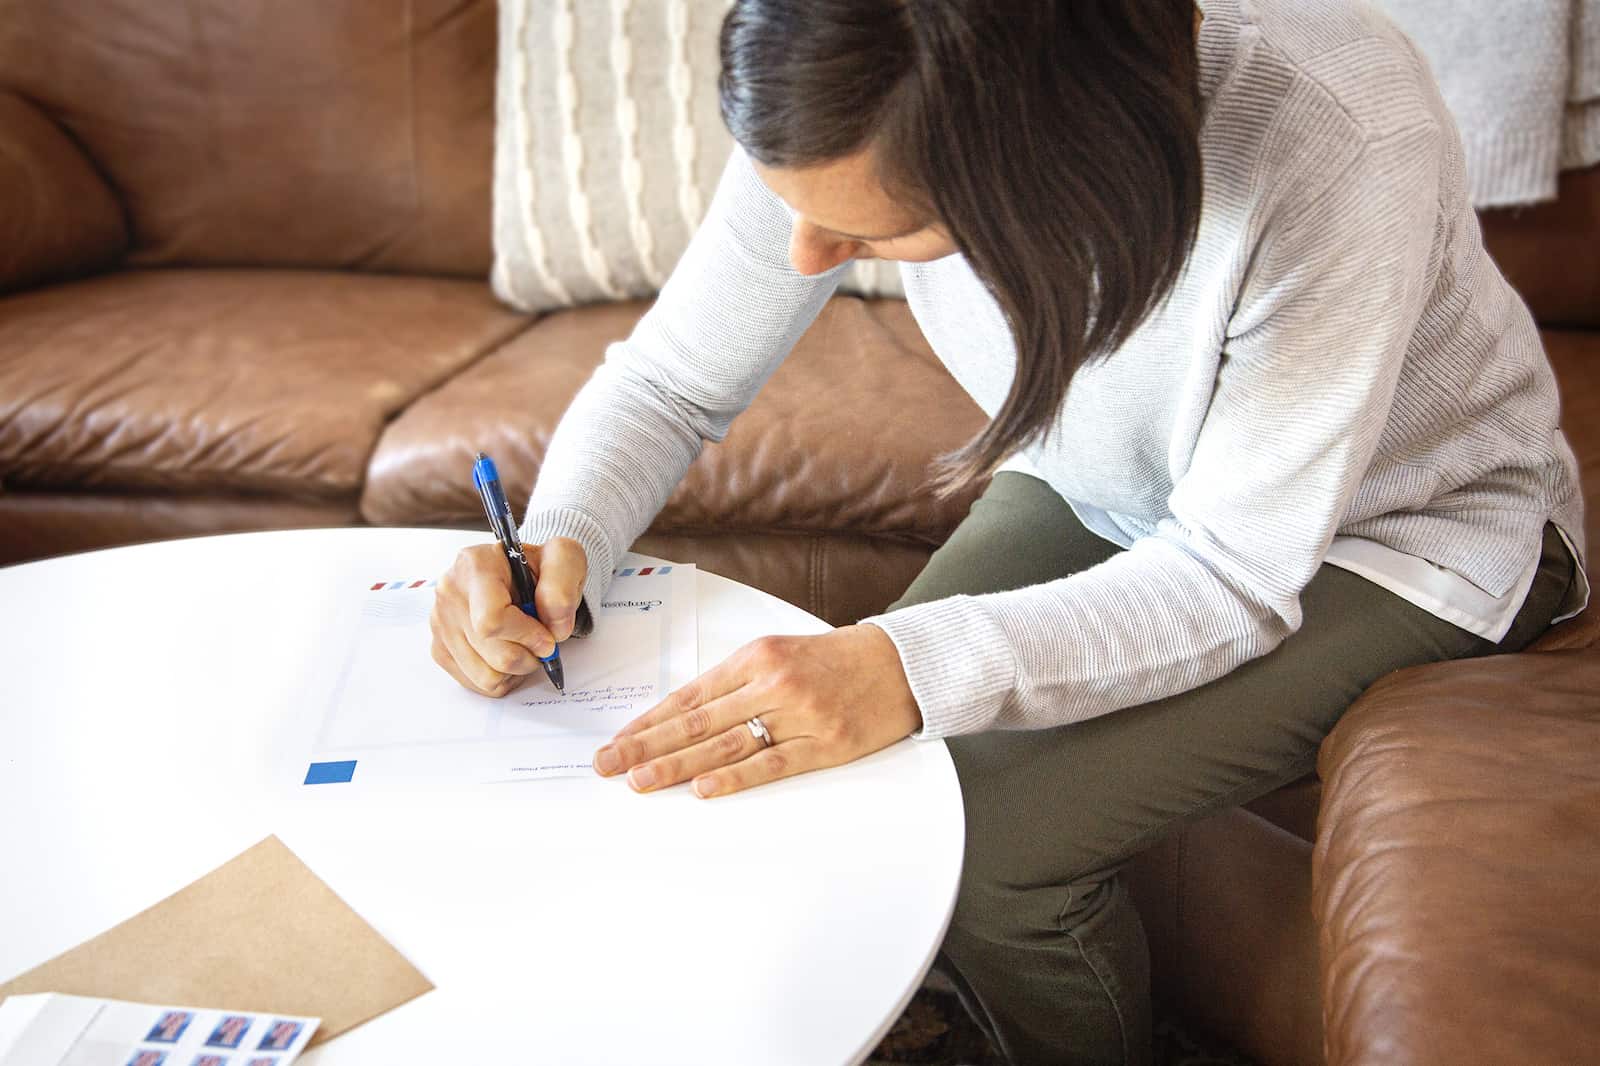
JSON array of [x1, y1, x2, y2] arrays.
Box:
[[0, 528, 965, 1065]]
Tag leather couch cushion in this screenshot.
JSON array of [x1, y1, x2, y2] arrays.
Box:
[[1127, 806, 1322, 1066], [1315, 650, 1600, 1066], [0, 91, 126, 294], [363, 295, 988, 542], [1242, 774, 1321, 843], [0, 492, 360, 568], [0, 0, 496, 277], [1481, 165, 1600, 329], [1545, 329, 1600, 555], [0, 270, 528, 497], [632, 530, 935, 629]]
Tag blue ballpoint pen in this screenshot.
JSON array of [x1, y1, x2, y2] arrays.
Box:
[[472, 451, 565, 692]]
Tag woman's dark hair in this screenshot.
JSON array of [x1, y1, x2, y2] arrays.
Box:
[[719, 0, 1203, 493]]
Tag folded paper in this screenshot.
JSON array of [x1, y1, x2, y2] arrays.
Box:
[[0, 836, 431, 1047]]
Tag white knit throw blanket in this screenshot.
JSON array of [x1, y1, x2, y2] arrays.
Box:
[[1373, 0, 1600, 206]]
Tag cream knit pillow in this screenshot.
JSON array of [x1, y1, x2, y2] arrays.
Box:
[[491, 0, 902, 313]]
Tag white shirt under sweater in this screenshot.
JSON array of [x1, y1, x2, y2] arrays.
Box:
[[522, 0, 1589, 739]]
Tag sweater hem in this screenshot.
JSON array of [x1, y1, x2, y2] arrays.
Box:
[[862, 596, 1017, 740]]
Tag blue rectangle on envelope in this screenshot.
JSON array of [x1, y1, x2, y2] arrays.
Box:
[[304, 760, 357, 785]]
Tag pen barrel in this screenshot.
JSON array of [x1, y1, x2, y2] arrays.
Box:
[[506, 549, 539, 611], [479, 489, 518, 547], [474, 457, 554, 661]]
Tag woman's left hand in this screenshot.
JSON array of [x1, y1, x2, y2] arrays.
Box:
[[591, 625, 921, 797]]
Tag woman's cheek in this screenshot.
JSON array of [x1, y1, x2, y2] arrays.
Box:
[[874, 234, 959, 263]]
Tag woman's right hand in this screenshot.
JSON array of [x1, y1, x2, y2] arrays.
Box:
[[429, 536, 588, 697]]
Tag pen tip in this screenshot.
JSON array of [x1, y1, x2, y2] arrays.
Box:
[[475, 450, 488, 461]]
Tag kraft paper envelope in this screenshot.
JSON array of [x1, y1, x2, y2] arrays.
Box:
[[0, 835, 432, 1046]]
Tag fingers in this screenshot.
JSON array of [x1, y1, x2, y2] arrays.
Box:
[[594, 639, 819, 797], [431, 541, 569, 697], [616, 717, 769, 793], [594, 639, 778, 787], [611, 660, 752, 742], [430, 630, 516, 698], [598, 673, 761, 771], [694, 736, 825, 798], [461, 546, 555, 657], [590, 629, 919, 799], [529, 537, 587, 642], [605, 711, 826, 799]]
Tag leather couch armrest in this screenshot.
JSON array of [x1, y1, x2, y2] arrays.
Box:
[[1528, 606, 1600, 653], [1313, 650, 1600, 1066], [0, 91, 126, 294]]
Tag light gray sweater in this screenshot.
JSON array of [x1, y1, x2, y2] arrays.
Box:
[[523, 0, 1586, 739]]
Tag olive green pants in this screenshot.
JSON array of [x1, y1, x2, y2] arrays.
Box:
[[890, 472, 1576, 1066]]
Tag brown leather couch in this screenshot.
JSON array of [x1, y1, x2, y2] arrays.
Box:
[[2, 4, 1595, 1063]]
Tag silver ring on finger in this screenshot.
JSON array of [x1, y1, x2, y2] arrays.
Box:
[[747, 715, 774, 748]]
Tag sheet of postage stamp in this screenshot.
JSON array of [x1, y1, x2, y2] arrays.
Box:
[[0, 994, 318, 1066]]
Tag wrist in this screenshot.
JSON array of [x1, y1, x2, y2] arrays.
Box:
[[852, 623, 923, 737]]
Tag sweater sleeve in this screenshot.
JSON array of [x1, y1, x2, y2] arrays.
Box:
[[866, 120, 1444, 738], [520, 148, 847, 624]]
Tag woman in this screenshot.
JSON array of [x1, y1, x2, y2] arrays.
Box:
[[430, 0, 1588, 1061]]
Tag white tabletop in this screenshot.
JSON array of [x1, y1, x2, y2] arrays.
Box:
[[0, 528, 964, 1065]]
